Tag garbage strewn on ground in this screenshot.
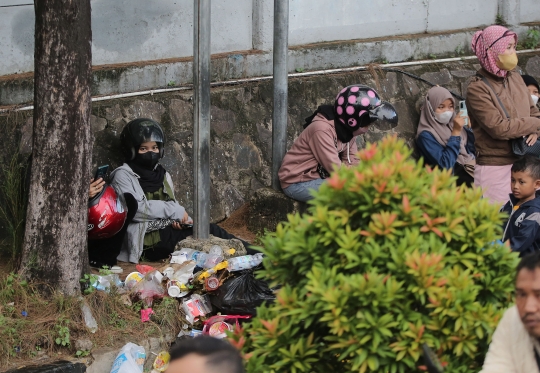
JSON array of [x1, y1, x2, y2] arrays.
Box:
[[98, 243, 274, 373]]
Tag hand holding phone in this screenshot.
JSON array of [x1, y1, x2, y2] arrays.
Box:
[[94, 165, 109, 181], [459, 101, 468, 127]]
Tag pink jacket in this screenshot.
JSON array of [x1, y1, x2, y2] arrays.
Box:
[[278, 114, 360, 189]]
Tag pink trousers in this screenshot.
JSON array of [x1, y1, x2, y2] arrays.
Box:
[[474, 164, 512, 207]]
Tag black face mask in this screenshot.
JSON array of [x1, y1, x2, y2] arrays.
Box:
[[134, 151, 160, 170]]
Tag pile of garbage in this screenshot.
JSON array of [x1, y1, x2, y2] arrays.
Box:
[[88, 244, 275, 373]]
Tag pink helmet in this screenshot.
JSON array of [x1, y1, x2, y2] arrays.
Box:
[[88, 185, 127, 240], [334, 84, 398, 130]]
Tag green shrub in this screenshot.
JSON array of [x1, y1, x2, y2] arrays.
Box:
[[234, 136, 518, 373], [0, 153, 28, 262]]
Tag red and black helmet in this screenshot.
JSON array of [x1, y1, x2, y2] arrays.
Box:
[[88, 185, 127, 240]]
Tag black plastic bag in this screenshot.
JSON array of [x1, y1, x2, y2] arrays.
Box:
[[209, 270, 275, 315]]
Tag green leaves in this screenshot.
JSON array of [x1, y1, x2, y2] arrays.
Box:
[[235, 136, 518, 373]]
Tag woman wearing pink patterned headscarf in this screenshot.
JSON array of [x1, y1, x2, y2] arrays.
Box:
[[466, 25, 540, 206]]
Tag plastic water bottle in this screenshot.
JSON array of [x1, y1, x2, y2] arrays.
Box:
[[79, 298, 98, 333], [181, 247, 223, 269], [227, 253, 264, 272], [204, 245, 224, 268]]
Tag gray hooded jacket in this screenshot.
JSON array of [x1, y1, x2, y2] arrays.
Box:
[[111, 163, 186, 263]]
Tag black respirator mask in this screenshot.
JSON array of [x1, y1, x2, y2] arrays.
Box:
[[134, 151, 160, 170]]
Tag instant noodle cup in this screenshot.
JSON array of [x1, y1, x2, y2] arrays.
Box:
[[125, 272, 144, 290], [208, 321, 232, 339]]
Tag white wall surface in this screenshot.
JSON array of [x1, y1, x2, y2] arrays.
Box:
[[0, 0, 253, 75], [0, 0, 539, 77], [520, 0, 540, 23]]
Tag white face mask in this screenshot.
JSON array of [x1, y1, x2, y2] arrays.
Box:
[[532, 95, 539, 106], [434, 110, 453, 124]]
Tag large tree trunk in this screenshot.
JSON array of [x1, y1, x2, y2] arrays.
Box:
[[20, 0, 92, 295]]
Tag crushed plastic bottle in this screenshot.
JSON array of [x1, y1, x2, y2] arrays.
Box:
[[91, 274, 123, 292], [178, 247, 223, 269], [80, 298, 98, 333], [227, 253, 264, 272]]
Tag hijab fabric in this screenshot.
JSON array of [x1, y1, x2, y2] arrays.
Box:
[[416, 87, 475, 169], [128, 161, 166, 193], [471, 25, 517, 78], [304, 105, 366, 143]]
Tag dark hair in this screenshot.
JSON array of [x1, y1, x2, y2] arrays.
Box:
[[522, 74, 540, 91], [511, 156, 540, 180], [517, 251, 540, 276], [169, 336, 244, 373]]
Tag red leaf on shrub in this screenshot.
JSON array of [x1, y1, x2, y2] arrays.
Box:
[[429, 297, 440, 306], [418, 365, 428, 371], [261, 319, 277, 334], [431, 227, 443, 238], [374, 181, 387, 193], [327, 173, 346, 190], [359, 230, 371, 237], [418, 325, 425, 339], [402, 195, 411, 214], [359, 143, 377, 161], [354, 170, 365, 183], [436, 278, 447, 287]]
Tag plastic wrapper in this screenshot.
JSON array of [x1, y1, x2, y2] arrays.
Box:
[[132, 270, 165, 306], [110, 342, 146, 373], [152, 351, 170, 372], [209, 270, 275, 315], [181, 294, 212, 323]]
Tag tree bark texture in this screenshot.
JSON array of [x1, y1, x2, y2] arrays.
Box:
[[20, 0, 92, 295]]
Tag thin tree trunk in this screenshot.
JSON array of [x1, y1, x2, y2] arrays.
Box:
[[20, 0, 92, 295]]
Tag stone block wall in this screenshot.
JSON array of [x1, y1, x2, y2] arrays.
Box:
[[2, 53, 540, 223]]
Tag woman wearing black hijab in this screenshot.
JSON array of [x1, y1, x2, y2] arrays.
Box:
[[110, 118, 253, 263]]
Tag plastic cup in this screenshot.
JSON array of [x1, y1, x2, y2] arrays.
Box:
[[167, 280, 182, 297]]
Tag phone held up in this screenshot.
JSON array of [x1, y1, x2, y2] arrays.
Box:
[[459, 101, 468, 127], [94, 165, 109, 181]]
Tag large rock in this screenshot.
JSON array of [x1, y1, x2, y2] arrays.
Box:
[[247, 187, 307, 234], [175, 235, 247, 258]]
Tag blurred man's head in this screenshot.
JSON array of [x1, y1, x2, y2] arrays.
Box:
[[516, 252, 540, 338], [165, 336, 244, 373]]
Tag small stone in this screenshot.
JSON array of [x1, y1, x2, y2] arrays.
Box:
[[450, 70, 476, 78], [420, 69, 452, 85], [90, 115, 107, 133], [120, 294, 132, 307], [75, 338, 93, 352], [525, 56, 540, 78]]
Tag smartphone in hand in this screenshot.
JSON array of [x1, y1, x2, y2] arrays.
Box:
[[94, 165, 109, 181], [459, 101, 468, 127]]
